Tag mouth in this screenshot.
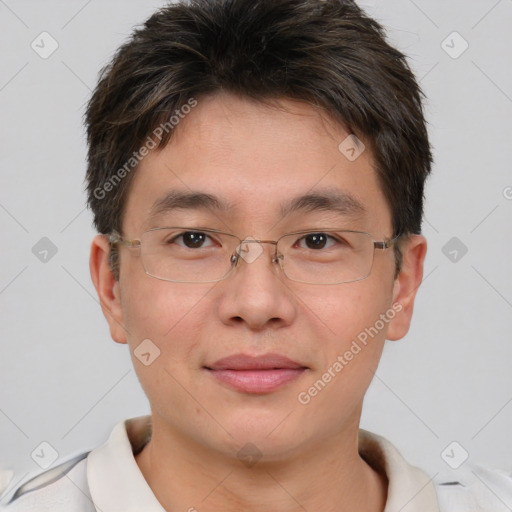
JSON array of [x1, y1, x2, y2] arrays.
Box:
[[204, 353, 308, 394]]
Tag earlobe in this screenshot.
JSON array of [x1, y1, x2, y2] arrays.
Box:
[[386, 235, 427, 341], [89, 234, 128, 344]]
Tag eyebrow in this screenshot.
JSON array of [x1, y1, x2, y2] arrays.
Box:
[[279, 189, 365, 218], [146, 188, 365, 223], [148, 191, 233, 219]]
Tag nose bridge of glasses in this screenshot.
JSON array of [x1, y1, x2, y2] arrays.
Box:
[[232, 237, 280, 267]]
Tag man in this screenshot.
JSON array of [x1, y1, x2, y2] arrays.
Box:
[[1, 0, 507, 510]]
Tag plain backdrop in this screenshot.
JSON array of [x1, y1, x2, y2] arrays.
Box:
[[0, 0, 511, 493]]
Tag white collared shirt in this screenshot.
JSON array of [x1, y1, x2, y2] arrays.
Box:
[[1, 416, 510, 511]]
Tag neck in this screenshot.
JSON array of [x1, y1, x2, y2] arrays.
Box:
[[135, 414, 388, 512]]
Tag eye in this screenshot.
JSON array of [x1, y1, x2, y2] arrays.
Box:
[[168, 231, 215, 249], [297, 232, 338, 250]]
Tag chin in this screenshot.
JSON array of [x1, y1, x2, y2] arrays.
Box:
[[209, 408, 310, 458]]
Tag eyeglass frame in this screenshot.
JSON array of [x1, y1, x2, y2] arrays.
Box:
[[107, 227, 401, 285]]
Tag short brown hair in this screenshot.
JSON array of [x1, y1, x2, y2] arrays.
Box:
[[85, 0, 432, 278]]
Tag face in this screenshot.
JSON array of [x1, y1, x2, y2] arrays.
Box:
[[91, 92, 425, 461]]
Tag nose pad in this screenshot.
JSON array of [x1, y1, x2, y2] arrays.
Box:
[[272, 252, 284, 269], [229, 252, 239, 267], [229, 239, 283, 273]]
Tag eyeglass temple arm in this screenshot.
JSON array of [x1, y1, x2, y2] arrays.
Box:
[[374, 235, 401, 250], [107, 231, 141, 248]]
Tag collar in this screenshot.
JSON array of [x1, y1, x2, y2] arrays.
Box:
[[87, 416, 164, 512], [359, 430, 439, 511], [87, 416, 439, 512]]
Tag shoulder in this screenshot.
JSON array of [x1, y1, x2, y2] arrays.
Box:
[[0, 416, 151, 512], [435, 465, 512, 512], [0, 452, 95, 512], [359, 429, 512, 512]]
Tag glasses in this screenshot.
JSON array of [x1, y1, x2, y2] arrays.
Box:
[[108, 227, 399, 285]]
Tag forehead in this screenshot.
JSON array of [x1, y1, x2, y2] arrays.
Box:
[[122, 93, 391, 235]]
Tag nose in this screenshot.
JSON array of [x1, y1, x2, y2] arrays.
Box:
[[216, 239, 297, 331]]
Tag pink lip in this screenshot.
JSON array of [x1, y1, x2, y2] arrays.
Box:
[[205, 354, 308, 394]]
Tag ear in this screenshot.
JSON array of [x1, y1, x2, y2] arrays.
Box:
[[386, 235, 427, 341], [89, 234, 128, 344]]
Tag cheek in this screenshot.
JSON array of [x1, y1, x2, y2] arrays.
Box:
[[284, 281, 396, 442], [300, 281, 395, 394], [304, 280, 394, 347], [120, 278, 219, 423], [121, 276, 216, 366]]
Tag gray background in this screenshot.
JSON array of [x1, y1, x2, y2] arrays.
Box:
[[0, 0, 511, 494]]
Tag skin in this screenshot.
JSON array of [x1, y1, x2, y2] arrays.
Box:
[[90, 91, 426, 512]]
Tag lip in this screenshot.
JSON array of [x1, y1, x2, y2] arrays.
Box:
[[207, 353, 306, 371], [205, 354, 308, 394]]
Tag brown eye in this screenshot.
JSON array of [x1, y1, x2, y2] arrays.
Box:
[[169, 231, 212, 249], [299, 233, 337, 250], [305, 233, 327, 249]]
